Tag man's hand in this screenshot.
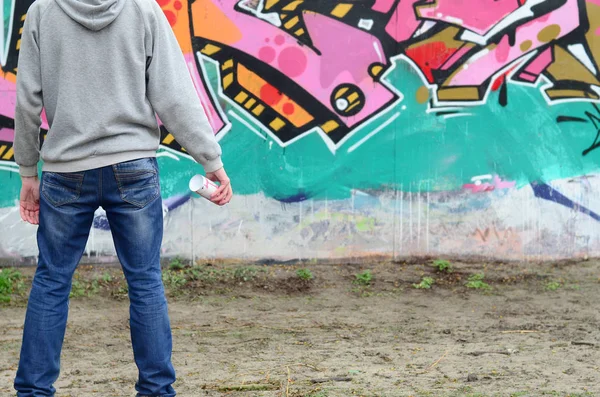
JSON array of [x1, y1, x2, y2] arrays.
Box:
[[206, 168, 232, 206], [20, 176, 40, 225]]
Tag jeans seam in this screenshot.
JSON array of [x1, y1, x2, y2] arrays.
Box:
[[99, 168, 103, 204]]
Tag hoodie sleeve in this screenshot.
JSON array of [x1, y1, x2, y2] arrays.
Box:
[[14, 4, 43, 178], [145, 0, 223, 173]]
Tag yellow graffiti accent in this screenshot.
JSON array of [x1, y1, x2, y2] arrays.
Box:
[[321, 120, 339, 134], [331, 3, 352, 18], [284, 16, 300, 29], [265, 0, 280, 10], [221, 59, 234, 70], [283, 1, 303, 11], [223, 73, 234, 89], [0, 145, 6, 157], [200, 44, 221, 56], [162, 134, 175, 145], [244, 98, 256, 109], [270, 118, 286, 131], [334, 87, 348, 99], [437, 87, 481, 101], [2, 147, 14, 160], [234, 91, 249, 103], [370, 64, 383, 78], [252, 104, 265, 116]]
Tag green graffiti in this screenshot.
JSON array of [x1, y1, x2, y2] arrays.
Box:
[[157, 58, 600, 201], [2, 58, 600, 208]]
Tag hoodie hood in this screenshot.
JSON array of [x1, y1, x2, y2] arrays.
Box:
[[55, 0, 127, 31]]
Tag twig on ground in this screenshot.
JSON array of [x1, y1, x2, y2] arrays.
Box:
[[215, 383, 278, 391], [229, 337, 270, 345], [286, 366, 291, 397], [468, 350, 512, 356], [572, 341, 596, 347], [310, 376, 353, 383], [422, 350, 449, 372]]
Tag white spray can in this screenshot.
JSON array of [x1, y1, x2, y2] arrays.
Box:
[[189, 174, 218, 200]]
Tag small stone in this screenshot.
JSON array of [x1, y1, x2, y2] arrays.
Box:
[[443, 329, 452, 334], [467, 373, 478, 382]]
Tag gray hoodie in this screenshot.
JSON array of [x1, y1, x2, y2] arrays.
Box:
[[14, 0, 223, 177]]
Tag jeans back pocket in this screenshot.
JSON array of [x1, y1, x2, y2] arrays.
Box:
[[113, 158, 160, 208], [41, 172, 84, 207]]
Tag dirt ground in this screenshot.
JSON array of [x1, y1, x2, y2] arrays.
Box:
[[1, 259, 599, 397]]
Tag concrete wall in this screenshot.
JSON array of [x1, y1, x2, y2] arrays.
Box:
[[3, 0, 600, 262]]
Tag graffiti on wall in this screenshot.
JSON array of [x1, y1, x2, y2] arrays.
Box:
[[185, 0, 600, 146], [1, 0, 600, 219]]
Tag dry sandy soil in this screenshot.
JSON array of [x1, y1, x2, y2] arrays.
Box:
[[1, 259, 599, 397]]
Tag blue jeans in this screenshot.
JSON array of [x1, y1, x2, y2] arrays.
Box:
[[14, 158, 176, 397]]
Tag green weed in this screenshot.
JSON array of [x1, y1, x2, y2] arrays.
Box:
[[162, 270, 187, 290], [465, 273, 491, 290], [168, 257, 186, 271], [433, 259, 453, 273], [353, 270, 373, 286], [0, 268, 25, 303], [69, 280, 86, 298], [413, 276, 434, 289], [545, 281, 561, 291], [296, 268, 314, 281]]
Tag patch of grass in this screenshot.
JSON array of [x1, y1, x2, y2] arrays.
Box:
[[433, 259, 452, 273], [70, 277, 101, 299], [510, 393, 529, 397], [306, 390, 328, 397], [545, 281, 561, 291], [0, 268, 25, 303], [101, 272, 112, 283], [162, 264, 267, 293], [296, 268, 314, 281], [353, 270, 373, 286], [162, 270, 187, 290], [465, 273, 491, 291], [233, 266, 259, 282], [168, 257, 186, 271], [69, 280, 86, 298], [413, 276, 434, 289]]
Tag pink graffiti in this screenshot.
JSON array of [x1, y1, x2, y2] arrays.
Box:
[[442, 0, 580, 89], [416, 0, 523, 35], [464, 175, 516, 193], [193, 0, 395, 130]]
